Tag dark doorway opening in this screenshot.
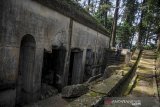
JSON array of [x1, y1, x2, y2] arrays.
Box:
[[41, 51, 53, 85], [84, 49, 94, 82], [68, 49, 83, 85], [16, 35, 36, 106], [41, 46, 66, 99], [68, 52, 74, 85]]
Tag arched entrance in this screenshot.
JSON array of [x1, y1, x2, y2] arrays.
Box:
[[16, 35, 36, 106]]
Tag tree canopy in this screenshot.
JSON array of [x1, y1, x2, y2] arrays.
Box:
[[72, 0, 160, 48]]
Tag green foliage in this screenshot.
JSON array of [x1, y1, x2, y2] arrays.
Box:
[[143, 44, 157, 50], [117, 0, 139, 48], [90, 0, 113, 33], [116, 22, 136, 48], [76, 0, 160, 47], [99, 3, 112, 12]]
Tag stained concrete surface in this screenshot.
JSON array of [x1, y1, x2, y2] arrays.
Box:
[[0, 0, 110, 106]]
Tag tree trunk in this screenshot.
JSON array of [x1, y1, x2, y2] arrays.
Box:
[[136, 0, 146, 48], [145, 28, 150, 45], [157, 33, 160, 52], [104, 0, 109, 28], [87, 0, 91, 12], [130, 33, 135, 49], [99, 0, 103, 19], [110, 0, 120, 47]]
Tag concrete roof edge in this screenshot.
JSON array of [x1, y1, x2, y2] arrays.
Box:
[[33, 0, 110, 37]]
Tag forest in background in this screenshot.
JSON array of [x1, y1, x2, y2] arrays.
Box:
[[71, 0, 160, 49]]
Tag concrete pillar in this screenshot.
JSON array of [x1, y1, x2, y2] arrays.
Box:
[[32, 48, 44, 101], [125, 51, 131, 65], [62, 19, 73, 87], [72, 52, 83, 84], [62, 50, 70, 87], [81, 48, 87, 83]]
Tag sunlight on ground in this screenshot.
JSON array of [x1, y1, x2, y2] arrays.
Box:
[[128, 50, 156, 97], [132, 85, 154, 96], [140, 60, 152, 65], [137, 56, 155, 74], [137, 69, 152, 74]]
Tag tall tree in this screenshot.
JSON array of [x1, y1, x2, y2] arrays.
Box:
[[104, 0, 110, 27], [117, 0, 138, 48], [136, 0, 146, 47], [110, 0, 120, 47], [94, 0, 112, 29], [86, 0, 91, 12]]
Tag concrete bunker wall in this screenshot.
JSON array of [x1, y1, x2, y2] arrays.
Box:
[[0, 0, 70, 106], [71, 21, 110, 82], [0, 0, 110, 106]]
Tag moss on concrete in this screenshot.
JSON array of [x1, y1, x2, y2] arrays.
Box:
[[67, 75, 123, 107], [123, 74, 137, 96], [67, 50, 142, 106]]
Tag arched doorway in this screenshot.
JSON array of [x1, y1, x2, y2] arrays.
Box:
[[16, 35, 36, 106]]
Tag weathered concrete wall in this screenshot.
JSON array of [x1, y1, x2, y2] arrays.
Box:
[[71, 21, 109, 81], [0, 0, 70, 78], [72, 21, 109, 49], [0, 0, 110, 106], [72, 21, 98, 49], [0, 0, 70, 106]]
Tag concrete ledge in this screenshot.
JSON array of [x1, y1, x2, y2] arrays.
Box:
[[67, 65, 133, 107], [86, 74, 102, 83], [103, 65, 121, 79], [123, 73, 137, 96], [62, 84, 88, 98], [67, 75, 123, 107], [67, 50, 142, 107]]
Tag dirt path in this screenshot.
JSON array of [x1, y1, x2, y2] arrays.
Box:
[[128, 50, 159, 106]]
